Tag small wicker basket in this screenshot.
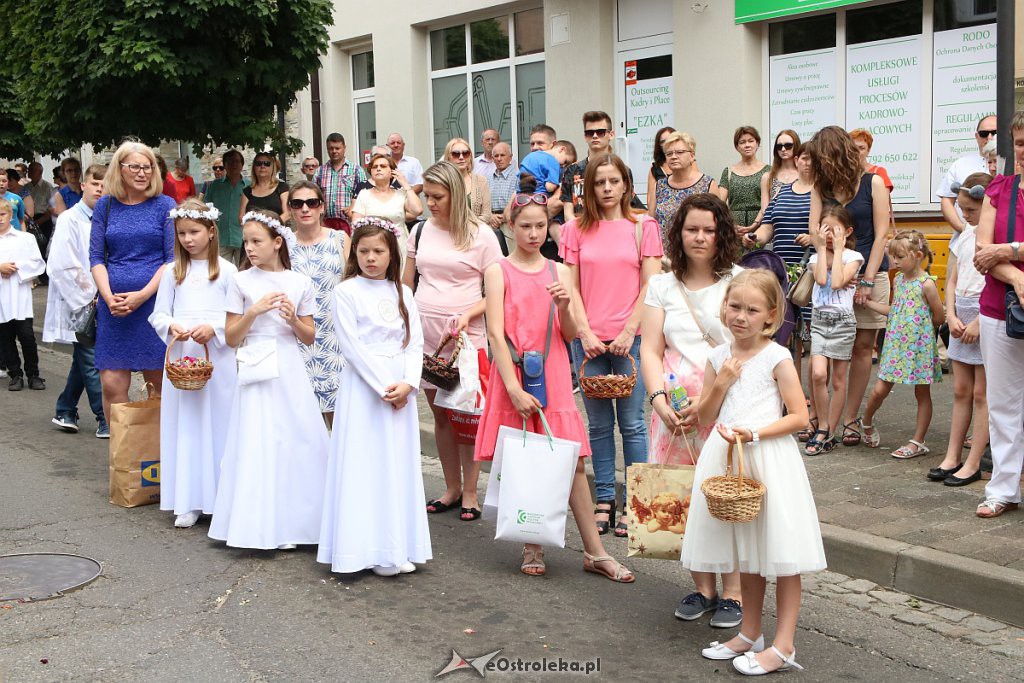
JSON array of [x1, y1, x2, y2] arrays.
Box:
[[422, 332, 463, 391], [579, 353, 637, 399], [700, 437, 765, 523], [164, 339, 214, 391]]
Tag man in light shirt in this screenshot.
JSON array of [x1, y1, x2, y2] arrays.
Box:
[[936, 115, 996, 240], [473, 128, 500, 177], [387, 133, 423, 196]]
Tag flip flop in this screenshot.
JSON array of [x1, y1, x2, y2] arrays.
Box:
[[426, 496, 461, 514], [891, 440, 929, 459]]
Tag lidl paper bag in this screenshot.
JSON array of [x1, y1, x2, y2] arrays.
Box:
[[108, 396, 161, 507], [625, 462, 695, 560]]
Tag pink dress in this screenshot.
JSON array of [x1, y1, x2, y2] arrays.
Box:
[[474, 259, 590, 460]]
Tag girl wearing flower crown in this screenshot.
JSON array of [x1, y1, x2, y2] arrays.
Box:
[[208, 209, 330, 550], [317, 217, 430, 576], [149, 198, 238, 529]]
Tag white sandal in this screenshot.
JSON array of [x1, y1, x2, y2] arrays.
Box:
[[862, 422, 880, 448], [891, 439, 929, 459], [702, 632, 765, 660], [733, 646, 804, 675]]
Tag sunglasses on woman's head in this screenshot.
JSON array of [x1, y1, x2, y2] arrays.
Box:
[[288, 198, 323, 209], [951, 182, 986, 200], [512, 193, 548, 206], [450, 149, 472, 159], [775, 142, 794, 151], [254, 160, 273, 167]]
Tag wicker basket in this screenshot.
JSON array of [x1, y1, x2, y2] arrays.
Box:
[[579, 353, 637, 399], [422, 332, 462, 391], [164, 339, 214, 391], [700, 438, 765, 523]]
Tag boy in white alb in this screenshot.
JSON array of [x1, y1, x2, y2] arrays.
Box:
[[0, 197, 46, 391]]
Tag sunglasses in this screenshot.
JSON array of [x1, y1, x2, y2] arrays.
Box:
[[584, 128, 610, 138], [951, 182, 987, 200], [302, 163, 318, 169], [512, 193, 548, 206], [212, 165, 225, 171], [977, 129, 997, 138], [288, 198, 324, 209], [775, 142, 795, 151], [449, 149, 472, 159], [253, 160, 273, 167]]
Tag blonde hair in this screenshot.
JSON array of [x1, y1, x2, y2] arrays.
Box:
[[443, 138, 474, 176], [250, 152, 281, 190], [721, 269, 785, 337], [421, 161, 482, 251], [888, 229, 932, 270], [0, 197, 12, 215], [104, 140, 163, 200], [171, 198, 222, 285], [661, 131, 696, 155]]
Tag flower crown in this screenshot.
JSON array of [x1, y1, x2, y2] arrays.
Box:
[[169, 206, 221, 221], [351, 216, 402, 240], [242, 210, 297, 252]]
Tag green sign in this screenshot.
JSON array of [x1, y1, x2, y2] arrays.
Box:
[[736, 0, 871, 24]]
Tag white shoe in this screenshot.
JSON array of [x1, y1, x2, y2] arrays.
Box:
[[0, 369, 7, 378], [174, 511, 201, 528], [733, 646, 803, 675], [702, 633, 765, 660], [277, 543, 297, 551], [371, 565, 400, 577], [398, 562, 416, 574]]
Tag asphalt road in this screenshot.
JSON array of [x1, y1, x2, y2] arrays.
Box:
[[2, 344, 1021, 682]]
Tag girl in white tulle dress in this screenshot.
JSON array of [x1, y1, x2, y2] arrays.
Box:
[[681, 269, 825, 676], [148, 199, 237, 529], [317, 218, 431, 576], [208, 210, 329, 551]]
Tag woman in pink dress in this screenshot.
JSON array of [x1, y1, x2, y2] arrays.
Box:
[[474, 180, 634, 582], [403, 161, 502, 521]]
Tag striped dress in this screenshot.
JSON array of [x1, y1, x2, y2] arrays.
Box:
[[763, 183, 812, 322]]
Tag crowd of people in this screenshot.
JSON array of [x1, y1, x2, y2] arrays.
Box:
[[1, 108, 1022, 676]]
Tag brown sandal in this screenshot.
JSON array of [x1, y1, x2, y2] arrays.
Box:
[[583, 552, 635, 583], [521, 545, 546, 576], [841, 419, 862, 446]]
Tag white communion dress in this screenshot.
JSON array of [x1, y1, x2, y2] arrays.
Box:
[[317, 276, 432, 573], [680, 342, 826, 578], [148, 258, 238, 516], [209, 267, 330, 549]]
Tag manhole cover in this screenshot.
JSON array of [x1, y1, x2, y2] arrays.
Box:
[[0, 553, 102, 602]]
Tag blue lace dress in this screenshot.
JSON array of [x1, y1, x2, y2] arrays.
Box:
[[291, 231, 347, 412], [89, 194, 176, 370]]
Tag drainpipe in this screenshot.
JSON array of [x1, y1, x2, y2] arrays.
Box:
[[996, 0, 1014, 174], [310, 69, 324, 163]]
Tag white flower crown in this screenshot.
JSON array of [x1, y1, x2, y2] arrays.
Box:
[[242, 210, 297, 252], [351, 216, 402, 240], [169, 206, 221, 221]]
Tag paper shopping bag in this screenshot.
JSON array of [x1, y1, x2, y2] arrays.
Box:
[[625, 462, 695, 560], [108, 396, 162, 508], [494, 413, 579, 548], [482, 424, 523, 521]]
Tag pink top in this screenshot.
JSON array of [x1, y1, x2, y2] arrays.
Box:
[[979, 175, 1024, 321], [473, 259, 591, 460], [559, 214, 664, 339], [407, 219, 502, 353]]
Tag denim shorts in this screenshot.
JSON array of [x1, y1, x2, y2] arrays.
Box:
[[810, 309, 857, 360]]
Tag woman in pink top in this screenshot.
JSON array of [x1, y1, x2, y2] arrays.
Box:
[[560, 154, 663, 536], [474, 180, 633, 582], [403, 161, 502, 521]]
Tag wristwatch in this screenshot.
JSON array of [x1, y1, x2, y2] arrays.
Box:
[[750, 430, 760, 445], [1012, 242, 1020, 261]]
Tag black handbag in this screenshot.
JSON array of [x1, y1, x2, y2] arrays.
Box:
[[1004, 175, 1024, 339]]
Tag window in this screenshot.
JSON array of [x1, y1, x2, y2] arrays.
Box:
[[352, 51, 374, 90], [847, 1, 921, 45], [768, 14, 835, 56], [429, 11, 545, 161]]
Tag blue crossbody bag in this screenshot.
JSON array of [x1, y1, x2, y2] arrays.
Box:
[[505, 262, 557, 408]]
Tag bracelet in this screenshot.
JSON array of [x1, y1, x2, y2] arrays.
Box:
[[858, 279, 875, 288], [648, 390, 666, 406]]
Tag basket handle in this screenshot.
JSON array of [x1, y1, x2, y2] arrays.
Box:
[[164, 334, 211, 365], [726, 435, 746, 486], [431, 331, 463, 365], [579, 350, 638, 377]]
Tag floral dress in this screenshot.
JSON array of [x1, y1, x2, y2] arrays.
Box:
[[291, 232, 347, 411], [877, 273, 941, 385], [654, 174, 713, 248]]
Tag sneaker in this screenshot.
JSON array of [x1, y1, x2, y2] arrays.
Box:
[[52, 413, 80, 433], [277, 543, 297, 551], [674, 591, 719, 621], [174, 511, 201, 528], [27, 376, 45, 390], [709, 598, 744, 628], [8, 376, 24, 391], [96, 423, 110, 439]]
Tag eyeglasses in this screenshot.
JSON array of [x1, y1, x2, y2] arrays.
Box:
[[288, 198, 324, 209], [449, 150, 472, 159], [775, 142, 795, 151], [584, 128, 610, 138], [512, 193, 548, 206], [664, 150, 693, 158], [977, 129, 997, 138], [253, 160, 273, 167], [120, 163, 153, 175], [951, 182, 987, 200], [212, 165, 225, 171]]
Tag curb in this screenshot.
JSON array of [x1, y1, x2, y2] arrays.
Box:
[[417, 423, 1024, 629]]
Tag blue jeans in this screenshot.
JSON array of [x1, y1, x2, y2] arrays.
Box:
[[571, 336, 648, 507], [55, 342, 105, 423]]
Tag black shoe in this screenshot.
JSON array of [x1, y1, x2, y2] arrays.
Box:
[[27, 376, 45, 390], [944, 469, 982, 487], [709, 598, 744, 628], [927, 465, 959, 481], [674, 591, 719, 620], [8, 376, 24, 391]]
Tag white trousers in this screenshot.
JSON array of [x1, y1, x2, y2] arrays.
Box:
[[978, 315, 1024, 503]]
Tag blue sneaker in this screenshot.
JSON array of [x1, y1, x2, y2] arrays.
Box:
[[52, 413, 80, 433], [95, 423, 110, 439], [710, 597, 744, 628], [674, 591, 719, 621]]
